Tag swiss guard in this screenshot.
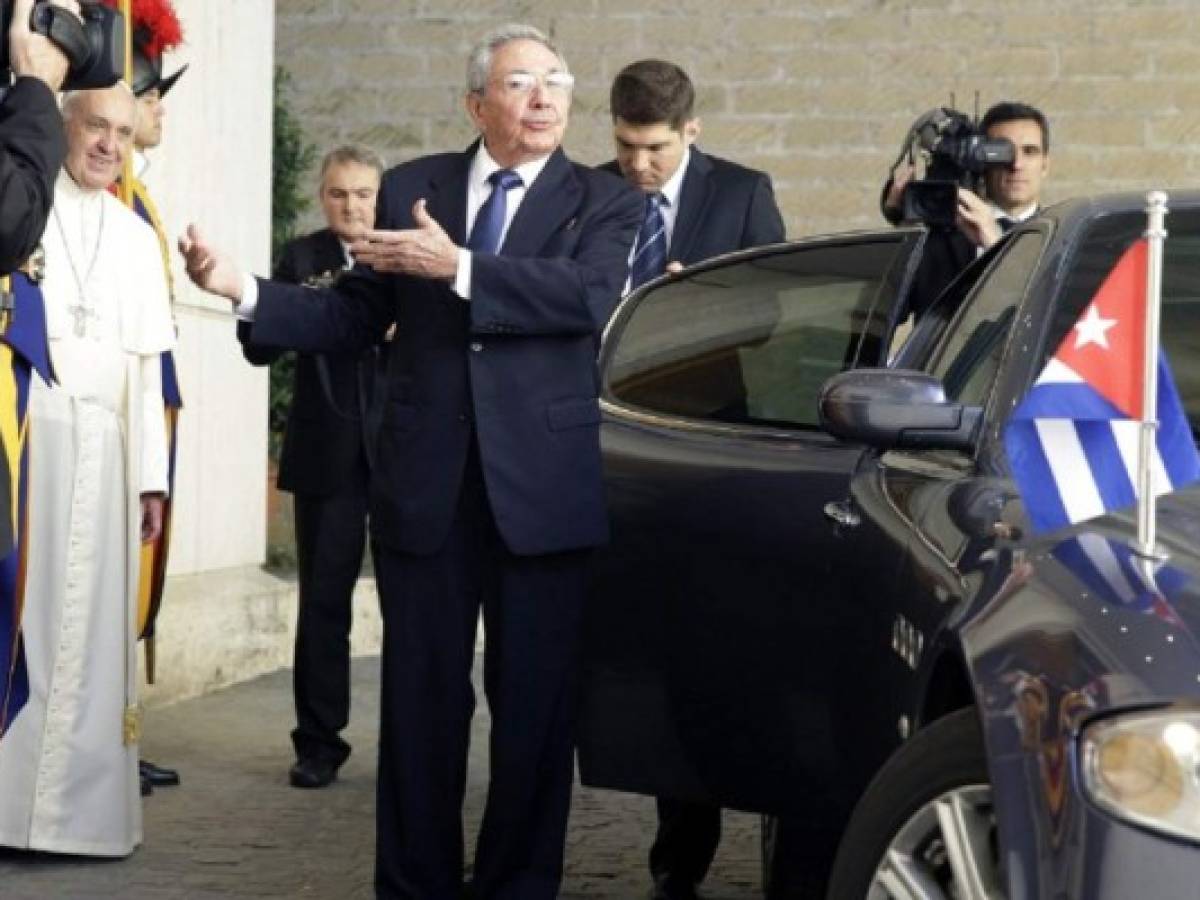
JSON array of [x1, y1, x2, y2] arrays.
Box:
[[0, 255, 55, 741], [103, 0, 188, 796]]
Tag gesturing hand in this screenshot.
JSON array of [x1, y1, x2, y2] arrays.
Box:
[[178, 223, 245, 302], [350, 199, 459, 280], [140, 493, 165, 544]]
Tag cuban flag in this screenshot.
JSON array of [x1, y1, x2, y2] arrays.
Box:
[[1053, 532, 1189, 630], [1004, 239, 1200, 534]]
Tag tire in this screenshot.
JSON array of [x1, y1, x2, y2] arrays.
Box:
[[825, 707, 1000, 900]]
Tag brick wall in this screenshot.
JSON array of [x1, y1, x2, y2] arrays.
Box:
[[276, 0, 1200, 239]]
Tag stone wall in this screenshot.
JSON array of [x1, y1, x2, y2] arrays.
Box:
[[276, 0, 1200, 239]]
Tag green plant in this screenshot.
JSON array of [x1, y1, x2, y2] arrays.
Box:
[[269, 67, 316, 463], [272, 67, 317, 265], [264, 67, 316, 572]]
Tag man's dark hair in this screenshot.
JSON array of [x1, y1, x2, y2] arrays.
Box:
[[980, 101, 1050, 153], [610, 59, 694, 130]]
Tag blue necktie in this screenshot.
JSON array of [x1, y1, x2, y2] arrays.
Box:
[[630, 193, 668, 289], [467, 169, 523, 254]]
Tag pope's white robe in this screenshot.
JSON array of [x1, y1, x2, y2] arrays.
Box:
[[0, 172, 175, 856]]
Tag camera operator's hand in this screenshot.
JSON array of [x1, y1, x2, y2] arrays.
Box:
[[8, 0, 80, 91], [178, 224, 246, 303], [956, 187, 1004, 250], [883, 162, 915, 217]]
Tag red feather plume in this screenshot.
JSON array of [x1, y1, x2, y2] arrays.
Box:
[[98, 0, 184, 56]]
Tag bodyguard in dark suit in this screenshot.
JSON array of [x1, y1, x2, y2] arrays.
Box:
[[241, 146, 385, 790], [605, 59, 785, 900], [604, 60, 784, 287], [180, 24, 641, 899]]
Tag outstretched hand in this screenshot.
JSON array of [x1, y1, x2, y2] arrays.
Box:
[[350, 199, 459, 280], [178, 223, 245, 302], [140, 493, 164, 544]]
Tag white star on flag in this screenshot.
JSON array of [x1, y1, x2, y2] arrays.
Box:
[[1073, 304, 1118, 350]]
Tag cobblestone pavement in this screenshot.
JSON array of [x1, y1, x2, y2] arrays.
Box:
[[0, 656, 763, 899]]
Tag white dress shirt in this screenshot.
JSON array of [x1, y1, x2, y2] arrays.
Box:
[[453, 144, 552, 300]]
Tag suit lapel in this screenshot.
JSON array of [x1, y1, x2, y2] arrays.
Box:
[[425, 145, 474, 244], [315, 229, 346, 273], [668, 150, 713, 264], [502, 149, 581, 257]]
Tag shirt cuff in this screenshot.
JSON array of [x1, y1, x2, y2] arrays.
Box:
[[235, 273, 259, 321], [453, 249, 472, 300]]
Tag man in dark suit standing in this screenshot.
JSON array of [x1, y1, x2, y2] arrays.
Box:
[[241, 146, 384, 790], [179, 23, 641, 899], [880, 100, 1052, 320], [604, 59, 784, 290], [603, 58, 785, 900]]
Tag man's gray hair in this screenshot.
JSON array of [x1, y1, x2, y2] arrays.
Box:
[[318, 145, 386, 184], [466, 23, 566, 94]]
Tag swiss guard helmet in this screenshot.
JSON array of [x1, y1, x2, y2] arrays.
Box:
[[101, 0, 187, 96]]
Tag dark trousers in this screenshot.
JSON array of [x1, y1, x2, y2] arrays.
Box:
[[650, 799, 722, 887], [290, 455, 369, 767], [373, 447, 589, 900]]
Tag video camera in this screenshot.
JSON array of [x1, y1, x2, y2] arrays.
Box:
[[1, 0, 124, 90], [894, 107, 1016, 229]]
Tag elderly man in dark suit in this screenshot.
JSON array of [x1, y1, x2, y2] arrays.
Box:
[[241, 145, 384, 790], [603, 58, 786, 900], [180, 23, 641, 900]]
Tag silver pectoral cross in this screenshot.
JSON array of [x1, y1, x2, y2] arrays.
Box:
[[66, 302, 97, 337]]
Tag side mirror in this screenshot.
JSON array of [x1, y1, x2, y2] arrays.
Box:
[[819, 368, 981, 451]]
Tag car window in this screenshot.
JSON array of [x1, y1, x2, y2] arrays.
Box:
[[1045, 209, 1200, 433], [605, 240, 908, 429], [927, 232, 1044, 407]]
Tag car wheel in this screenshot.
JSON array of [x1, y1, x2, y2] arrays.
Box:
[[826, 707, 1001, 900]]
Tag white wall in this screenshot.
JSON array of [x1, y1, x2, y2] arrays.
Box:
[[139, 0, 275, 574]]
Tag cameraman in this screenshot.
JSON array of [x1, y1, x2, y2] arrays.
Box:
[[0, 0, 79, 274], [883, 101, 1051, 317]]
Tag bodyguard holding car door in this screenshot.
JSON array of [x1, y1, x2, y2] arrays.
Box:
[[602, 58, 786, 900], [603, 59, 784, 293]]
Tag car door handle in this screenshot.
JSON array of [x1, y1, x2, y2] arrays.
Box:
[[824, 499, 861, 528]]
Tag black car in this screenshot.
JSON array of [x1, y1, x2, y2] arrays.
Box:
[[579, 193, 1200, 898]]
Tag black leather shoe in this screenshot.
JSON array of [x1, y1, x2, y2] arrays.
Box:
[[651, 876, 699, 900], [289, 757, 338, 789], [140, 773, 153, 797], [140, 759, 181, 787]]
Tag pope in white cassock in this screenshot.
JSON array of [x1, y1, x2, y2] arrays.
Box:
[[0, 84, 175, 856]]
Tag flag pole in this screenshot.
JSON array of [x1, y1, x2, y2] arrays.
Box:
[[118, 0, 133, 208], [1136, 190, 1169, 558]]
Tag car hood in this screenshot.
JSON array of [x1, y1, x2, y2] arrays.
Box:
[[962, 483, 1200, 711]]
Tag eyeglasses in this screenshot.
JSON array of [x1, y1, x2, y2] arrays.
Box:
[[493, 70, 576, 96]]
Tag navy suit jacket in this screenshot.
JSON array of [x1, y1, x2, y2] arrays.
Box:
[[240, 228, 376, 497], [246, 145, 642, 557], [600, 147, 785, 265]]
